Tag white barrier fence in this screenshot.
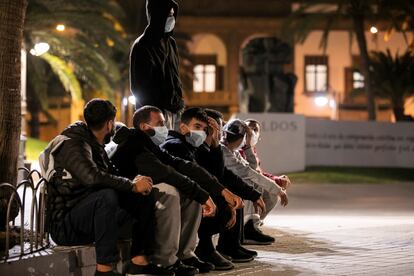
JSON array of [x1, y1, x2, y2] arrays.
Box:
[[306, 119, 414, 168], [236, 113, 306, 174], [237, 113, 414, 173]]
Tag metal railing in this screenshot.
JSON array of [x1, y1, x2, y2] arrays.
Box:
[[1, 168, 50, 261]]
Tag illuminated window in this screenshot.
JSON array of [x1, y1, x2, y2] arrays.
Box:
[[345, 56, 365, 94], [192, 55, 225, 93], [305, 56, 328, 93], [193, 64, 216, 93], [352, 71, 364, 89]]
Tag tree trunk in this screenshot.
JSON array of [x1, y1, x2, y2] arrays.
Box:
[[392, 98, 413, 121], [0, 0, 28, 228], [352, 14, 376, 121], [393, 106, 406, 121]]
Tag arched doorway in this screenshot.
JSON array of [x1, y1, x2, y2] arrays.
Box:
[[189, 33, 228, 93]]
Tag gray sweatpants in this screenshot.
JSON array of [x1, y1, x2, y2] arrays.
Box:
[[149, 183, 202, 266], [243, 175, 280, 228]]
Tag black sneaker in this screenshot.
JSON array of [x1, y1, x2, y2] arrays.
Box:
[[195, 250, 234, 271], [238, 246, 258, 257], [216, 247, 254, 263], [182, 256, 214, 273], [243, 220, 274, 245], [124, 262, 173, 276], [168, 260, 199, 276], [95, 270, 122, 276]]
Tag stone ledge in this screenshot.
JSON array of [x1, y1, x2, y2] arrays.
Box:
[[0, 241, 131, 276]]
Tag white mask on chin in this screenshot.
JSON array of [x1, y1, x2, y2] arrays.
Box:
[[250, 131, 259, 147]]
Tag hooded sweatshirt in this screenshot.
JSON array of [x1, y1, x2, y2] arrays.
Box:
[[109, 126, 209, 204], [130, 0, 184, 113]]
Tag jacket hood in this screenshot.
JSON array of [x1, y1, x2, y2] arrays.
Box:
[[165, 130, 185, 142], [112, 125, 133, 145], [61, 121, 97, 145], [113, 126, 157, 149], [144, 0, 179, 39]]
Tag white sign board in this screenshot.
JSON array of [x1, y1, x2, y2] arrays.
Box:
[[306, 119, 414, 168], [236, 113, 306, 174]]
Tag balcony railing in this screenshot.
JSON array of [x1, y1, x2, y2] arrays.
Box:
[[184, 90, 237, 107]]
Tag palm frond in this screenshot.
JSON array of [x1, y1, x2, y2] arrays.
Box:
[[40, 53, 82, 102]]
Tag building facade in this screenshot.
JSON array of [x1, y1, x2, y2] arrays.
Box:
[[176, 1, 414, 121]]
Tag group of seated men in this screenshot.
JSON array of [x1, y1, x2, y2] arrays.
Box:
[[40, 98, 291, 276]]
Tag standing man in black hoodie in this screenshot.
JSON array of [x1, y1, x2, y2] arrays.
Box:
[[130, 0, 184, 130]]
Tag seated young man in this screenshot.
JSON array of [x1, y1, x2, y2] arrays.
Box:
[[220, 119, 289, 245], [194, 109, 268, 266], [240, 119, 292, 190], [39, 99, 169, 276], [160, 108, 253, 262], [110, 105, 242, 275]]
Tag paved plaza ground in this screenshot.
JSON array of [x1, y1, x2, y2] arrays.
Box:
[[208, 182, 414, 276]]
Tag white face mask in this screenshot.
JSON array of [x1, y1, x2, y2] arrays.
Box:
[[150, 126, 169, 145], [165, 16, 175, 33], [251, 131, 259, 147], [235, 135, 246, 151], [186, 130, 207, 148]]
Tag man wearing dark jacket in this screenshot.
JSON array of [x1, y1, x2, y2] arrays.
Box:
[[130, 0, 184, 129], [39, 99, 170, 276], [194, 109, 266, 266], [110, 106, 241, 275], [160, 108, 254, 265]]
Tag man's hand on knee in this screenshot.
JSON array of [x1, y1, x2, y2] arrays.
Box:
[[253, 197, 266, 216], [221, 188, 244, 209], [278, 189, 288, 207], [132, 175, 153, 195], [202, 196, 216, 217]]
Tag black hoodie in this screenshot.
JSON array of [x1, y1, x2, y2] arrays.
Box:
[[130, 0, 184, 113], [162, 131, 261, 201], [161, 130, 226, 196], [110, 126, 209, 204]]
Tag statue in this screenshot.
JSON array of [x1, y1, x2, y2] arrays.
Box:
[[239, 37, 297, 113]]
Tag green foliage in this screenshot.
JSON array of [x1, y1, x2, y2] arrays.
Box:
[[40, 53, 82, 101], [24, 0, 128, 109], [282, 0, 414, 121], [289, 166, 414, 184], [370, 50, 414, 102], [26, 137, 49, 161]]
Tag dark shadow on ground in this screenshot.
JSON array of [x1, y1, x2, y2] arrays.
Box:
[[246, 227, 338, 255], [207, 260, 303, 276]]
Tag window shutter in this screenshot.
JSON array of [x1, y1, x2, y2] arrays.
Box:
[[216, 66, 224, 91], [344, 67, 353, 95]]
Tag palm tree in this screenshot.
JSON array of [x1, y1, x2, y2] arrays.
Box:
[[370, 50, 414, 121], [282, 0, 413, 121], [24, 0, 129, 136], [0, 0, 28, 229]]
